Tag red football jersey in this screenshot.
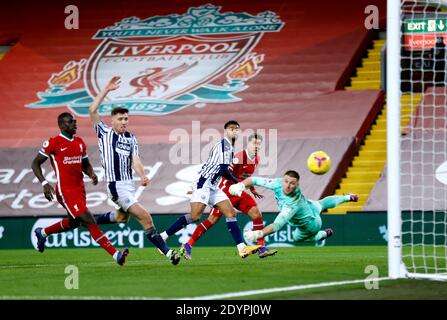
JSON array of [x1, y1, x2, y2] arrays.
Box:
[[220, 149, 260, 193], [39, 134, 88, 189]]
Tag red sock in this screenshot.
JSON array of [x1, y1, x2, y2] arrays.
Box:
[[188, 219, 213, 247], [87, 224, 117, 256], [253, 217, 265, 246], [44, 218, 73, 236]]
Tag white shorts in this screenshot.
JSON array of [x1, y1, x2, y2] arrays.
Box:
[[190, 177, 229, 207], [107, 180, 137, 212]]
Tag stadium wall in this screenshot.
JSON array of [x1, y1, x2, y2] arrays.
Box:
[[0, 213, 389, 249]]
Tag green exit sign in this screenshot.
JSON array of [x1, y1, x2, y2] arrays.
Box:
[[404, 18, 447, 33]]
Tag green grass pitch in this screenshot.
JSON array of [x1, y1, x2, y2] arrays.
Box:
[[1, 246, 446, 300]]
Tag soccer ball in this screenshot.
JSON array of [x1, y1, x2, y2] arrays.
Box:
[[307, 151, 331, 175]]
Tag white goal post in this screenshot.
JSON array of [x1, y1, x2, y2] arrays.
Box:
[[387, 0, 447, 281]]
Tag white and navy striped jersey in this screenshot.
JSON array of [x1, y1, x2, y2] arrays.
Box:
[[94, 121, 139, 182], [197, 137, 234, 187]]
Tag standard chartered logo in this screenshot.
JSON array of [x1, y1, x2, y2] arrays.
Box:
[[30, 219, 145, 249]]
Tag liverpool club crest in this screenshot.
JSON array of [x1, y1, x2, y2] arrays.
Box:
[[28, 4, 284, 116]]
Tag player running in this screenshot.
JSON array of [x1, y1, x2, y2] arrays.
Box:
[[181, 133, 277, 259], [89, 76, 181, 265], [31, 112, 129, 265], [160, 121, 261, 259], [229, 170, 358, 244]]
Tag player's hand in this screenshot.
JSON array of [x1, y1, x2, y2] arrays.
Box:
[[251, 190, 264, 199], [105, 76, 121, 91], [141, 176, 149, 187], [90, 173, 98, 185], [229, 182, 245, 196], [43, 184, 55, 202]]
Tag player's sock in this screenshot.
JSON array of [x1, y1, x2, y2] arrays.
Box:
[[94, 211, 116, 224], [165, 213, 193, 236], [145, 227, 170, 255], [319, 195, 349, 211], [225, 217, 244, 246], [252, 217, 265, 246], [87, 224, 117, 256], [188, 219, 212, 247], [313, 230, 328, 242], [44, 217, 79, 236]]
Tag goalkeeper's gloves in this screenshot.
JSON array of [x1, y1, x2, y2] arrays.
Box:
[[229, 182, 246, 196], [244, 230, 264, 242]]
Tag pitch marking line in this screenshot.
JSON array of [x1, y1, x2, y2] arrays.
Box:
[[180, 277, 393, 300], [0, 277, 392, 300]]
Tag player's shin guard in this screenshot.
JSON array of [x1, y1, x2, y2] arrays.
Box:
[[225, 217, 244, 246], [44, 217, 79, 236], [188, 219, 212, 247], [88, 224, 117, 256], [146, 227, 170, 255], [165, 214, 193, 237], [252, 217, 265, 246]]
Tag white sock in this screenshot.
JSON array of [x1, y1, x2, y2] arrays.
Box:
[[109, 211, 117, 222], [112, 251, 119, 261], [160, 231, 168, 241], [166, 249, 172, 257], [237, 243, 246, 252], [41, 229, 47, 237]]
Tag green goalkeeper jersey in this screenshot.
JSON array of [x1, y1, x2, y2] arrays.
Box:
[[251, 177, 320, 230]]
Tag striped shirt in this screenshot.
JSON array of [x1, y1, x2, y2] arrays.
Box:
[[94, 121, 139, 182], [197, 137, 233, 187]]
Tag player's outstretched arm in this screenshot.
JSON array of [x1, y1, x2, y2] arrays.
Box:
[[132, 154, 149, 187], [228, 177, 253, 196], [89, 76, 121, 125], [31, 154, 55, 201]]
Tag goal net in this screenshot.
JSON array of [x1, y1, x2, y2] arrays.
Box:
[[388, 0, 447, 281]]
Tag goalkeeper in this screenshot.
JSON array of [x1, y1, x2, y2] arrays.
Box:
[[229, 170, 358, 244]]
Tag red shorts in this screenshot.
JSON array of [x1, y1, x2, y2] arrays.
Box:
[[56, 187, 88, 218], [210, 191, 257, 218]]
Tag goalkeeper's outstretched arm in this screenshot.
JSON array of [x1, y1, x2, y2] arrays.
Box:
[[245, 206, 294, 241]]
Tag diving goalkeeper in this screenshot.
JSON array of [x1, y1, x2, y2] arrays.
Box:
[[229, 170, 358, 244]]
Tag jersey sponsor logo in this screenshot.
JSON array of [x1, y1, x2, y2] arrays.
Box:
[[62, 156, 82, 164], [27, 4, 284, 116], [115, 141, 131, 156]]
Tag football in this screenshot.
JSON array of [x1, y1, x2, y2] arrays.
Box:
[[307, 151, 331, 175]]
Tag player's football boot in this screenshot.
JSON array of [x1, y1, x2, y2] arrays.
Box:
[[239, 245, 261, 258], [325, 228, 334, 238], [258, 246, 278, 258], [34, 227, 46, 253], [169, 249, 181, 265], [346, 193, 359, 202], [115, 248, 129, 266], [179, 243, 193, 260]]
